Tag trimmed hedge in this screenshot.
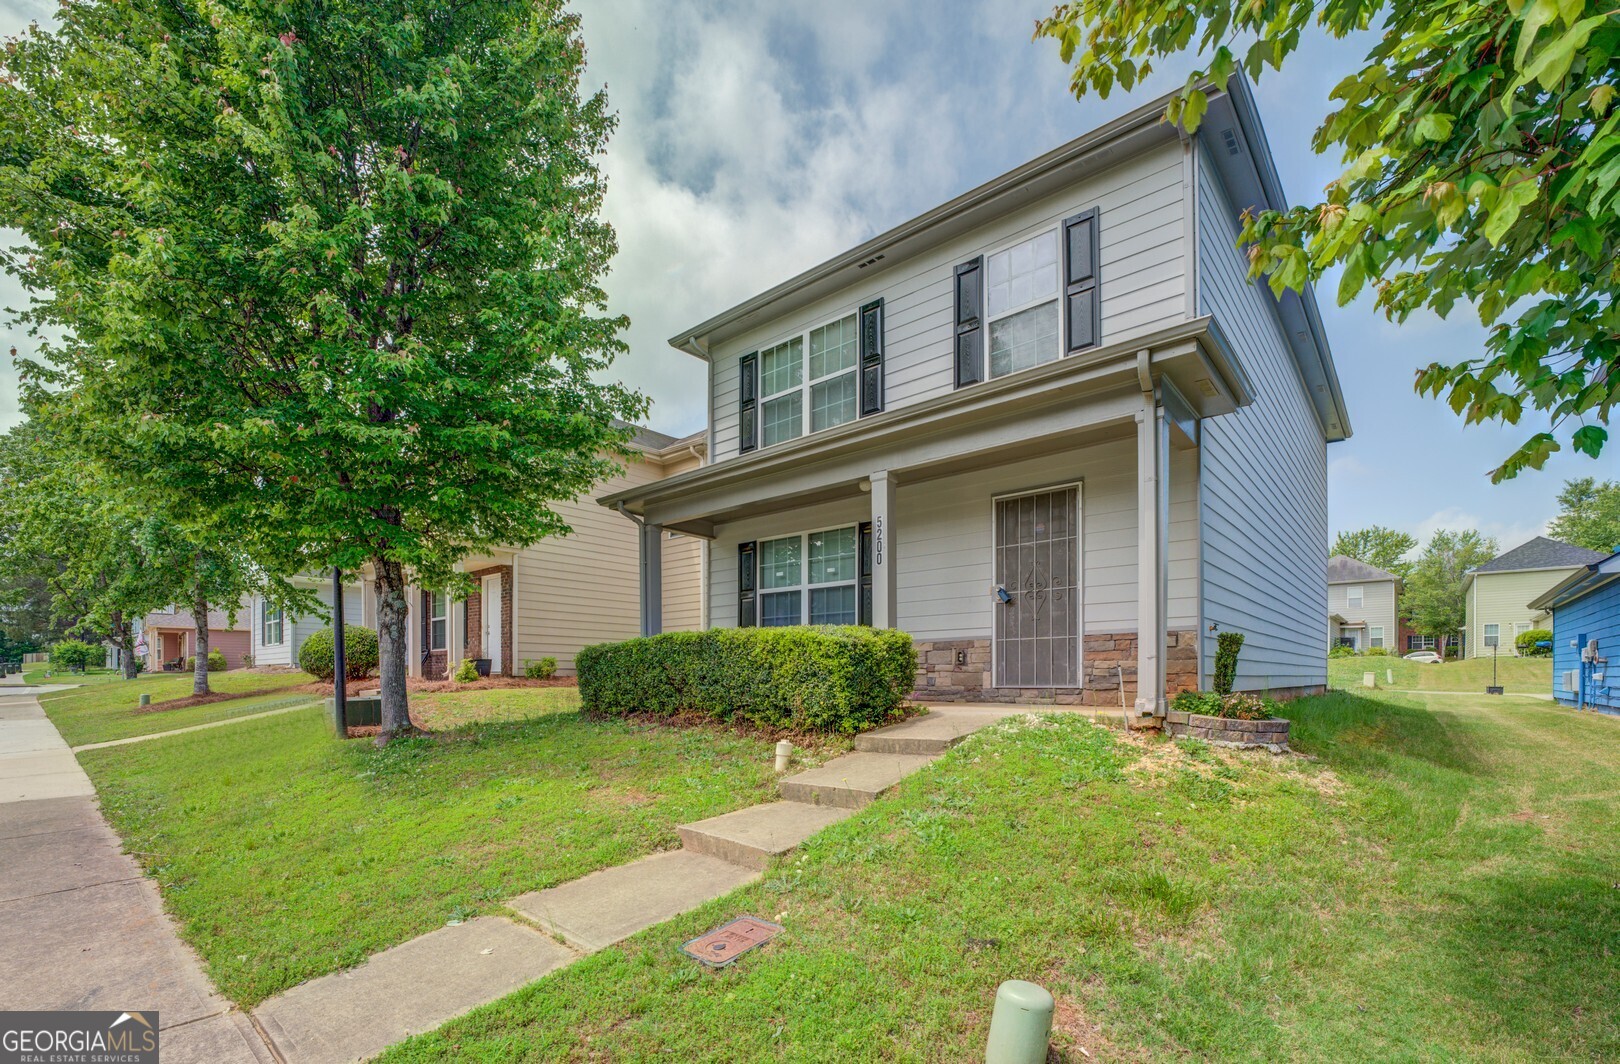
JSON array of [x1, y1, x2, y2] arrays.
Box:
[[298, 625, 380, 681], [1515, 628, 1553, 657], [206, 649, 227, 671], [576, 626, 916, 734]]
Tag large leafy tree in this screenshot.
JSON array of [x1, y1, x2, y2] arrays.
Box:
[[1546, 476, 1620, 553], [1, 1, 643, 740], [1402, 529, 1498, 654], [1037, 1, 1620, 481], [1331, 525, 1418, 580]]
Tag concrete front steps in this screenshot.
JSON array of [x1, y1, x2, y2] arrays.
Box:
[[249, 704, 1046, 1063]]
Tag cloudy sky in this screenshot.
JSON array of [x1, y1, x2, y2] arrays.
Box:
[[1, 0, 1606, 554]]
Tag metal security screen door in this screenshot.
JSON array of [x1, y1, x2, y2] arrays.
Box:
[[993, 486, 1080, 687]]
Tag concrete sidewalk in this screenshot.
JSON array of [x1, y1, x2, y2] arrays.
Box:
[[0, 690, 271, 1063]]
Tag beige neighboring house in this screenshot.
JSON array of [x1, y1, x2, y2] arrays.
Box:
[[246, 427, 707, 678], [1326, 556, 1399, 652], [138, 604, 252, 671], [1463, 536, 1606, 658]]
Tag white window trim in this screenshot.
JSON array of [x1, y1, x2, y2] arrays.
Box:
[[261, 602, 284, 647], [430, 592, 450, 651], [1483, 623, 1500, 647], [757, 309, 861, 450], [756, 523, 861, 626], [984, 227, 1062, 379], [1369, 625, 1384, 648], [1346, 585, 1364, 608]]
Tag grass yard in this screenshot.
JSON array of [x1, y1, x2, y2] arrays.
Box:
[[409, 684, 580, 730], [1328, 653, 1550, 694], [379, 691, 1620, 1062], [21, 662, 127, 687], [78, 692, 822, 1007], [37, 669, 318, 747]]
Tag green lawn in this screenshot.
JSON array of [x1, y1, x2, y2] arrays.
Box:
[[21, 662, 128, 687], [78, 695, 827, 1007], [378, 692, 1619, 1062], [38, 669, 318, 747], [1329, 653, 1550, 694], [410, 684, 581, 730]]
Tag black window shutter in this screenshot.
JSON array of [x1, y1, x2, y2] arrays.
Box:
[[1063, 209, 1100, 354], [420, 590, 431, 657], [858, 298, 884, 416], [738, 353, 759, 454], [954, 257, 984, 387], [858, 522, 874, 626], [738, 541, 757, 627]]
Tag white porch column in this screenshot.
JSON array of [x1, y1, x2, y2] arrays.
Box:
[[870, 469, 898, 629], [640, 521, 664, 636], [404, 580, 421, 679], [1135, 400, 1169, 720]]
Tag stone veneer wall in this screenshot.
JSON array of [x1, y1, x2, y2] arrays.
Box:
[[463, 564, 515, 677], [910, 630, 1199, 706]]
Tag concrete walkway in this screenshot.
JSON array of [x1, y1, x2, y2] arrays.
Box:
[[249, 702, 1094, 1062], [0, 688, 271, 1063]]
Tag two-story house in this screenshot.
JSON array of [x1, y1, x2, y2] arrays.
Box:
[[1464, 536, 1607, 658], [1326, 556, 1399, 652], [602, 77, 1350, 722]]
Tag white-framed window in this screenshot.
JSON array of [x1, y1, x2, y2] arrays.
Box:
[[1346, 585, 1364, 608], [986, 229, 1060, 378], [261, 603, 284, 646], [757, 312, 861, 450], [430, 593, 449, 650], [1483, 623, 1499, 648], [757, 526, 860, 627], [1370, 626, 1384, 648]]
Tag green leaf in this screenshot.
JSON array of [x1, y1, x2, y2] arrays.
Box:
[[1414, 112, 1454, 142], [1572, 424, 1609, 458]]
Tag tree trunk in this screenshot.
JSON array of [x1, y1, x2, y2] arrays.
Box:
[[109, 609, 139, 680], [374, 557, 414, 744], [192, 591, 211, 696]]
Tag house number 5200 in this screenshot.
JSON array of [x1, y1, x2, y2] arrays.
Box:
[[874, 517, 884, 567]]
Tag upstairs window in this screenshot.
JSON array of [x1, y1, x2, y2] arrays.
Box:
[[760, 337, 803, 447], [1346, 585, 1364, 608], [986, 229, 1060, 378], [756, 313, 862, 449], [808, 316, 859, 432]]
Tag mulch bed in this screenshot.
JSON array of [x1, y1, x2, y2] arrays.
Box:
[[135, 684, 327, 714]]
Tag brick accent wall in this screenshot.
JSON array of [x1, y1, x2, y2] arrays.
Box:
[[909, 630, 1199, 706], [424, 649, 448, 681], [464, 565, 514, 677]]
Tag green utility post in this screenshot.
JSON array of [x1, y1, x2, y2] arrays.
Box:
[[985, 980, 1053, 1064]]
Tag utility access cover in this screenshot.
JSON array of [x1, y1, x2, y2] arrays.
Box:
[[680, 916, 783, 968]]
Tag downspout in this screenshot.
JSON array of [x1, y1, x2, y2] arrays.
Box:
[[616, 503, 656, 637]]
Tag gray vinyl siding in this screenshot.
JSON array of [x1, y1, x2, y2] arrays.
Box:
[[1195, 149, 1329, 691], [251, 581, 361, 668], [709, 142, 1189, 462], [1327, 579, 1399, 647], [708, 438, 1199, 641]]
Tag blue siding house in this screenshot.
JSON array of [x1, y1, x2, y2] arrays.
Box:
[[1529, 551, 1620, 714]]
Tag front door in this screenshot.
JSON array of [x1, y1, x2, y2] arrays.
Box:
[[482, 574, 503, 674], [993, 486, 1080, 688]]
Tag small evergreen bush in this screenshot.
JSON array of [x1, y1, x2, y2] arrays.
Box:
[[577, 626, 916, 734], [1365, 645, 1389, 657], [524, 656, 558, 679], [1213, 631, 1245, 694], [1515, 628, 1553, 657], [1172, 689, 1279, 720], [1328, 643, 1356, 658], [297, 625, 380, 681], [453, 657, 480, 683], [206, 648, 227, 671]]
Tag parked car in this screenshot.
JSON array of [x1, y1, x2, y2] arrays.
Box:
[[1403, 651, 1443, 664]]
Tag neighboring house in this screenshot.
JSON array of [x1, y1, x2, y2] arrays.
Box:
[[246, 427, 706, 678], [1463, 537, 1607, 659], [1529, 550, 1619, 714], [1326, 556, 1398, 652], [139, 604, 252, 671], [601, 76, 1351, 718]]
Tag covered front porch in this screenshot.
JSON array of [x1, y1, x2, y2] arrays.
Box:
[[608, 322, 1247, 719]]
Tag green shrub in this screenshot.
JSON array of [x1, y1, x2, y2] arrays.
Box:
[[1365, 645, 1389, 657], [524, 656, 558, 680], [1213, 631, 1245, 694], [453, 657, 480, 683], [1515, 628, 1553, 657], [206, 648, 227, 671], [1328, 643, 1356, 658], [297, 625, 380, 681], [49, 639, 103, 672], [576, 626, 916, 734], [1172, 689, 1279, 720]]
